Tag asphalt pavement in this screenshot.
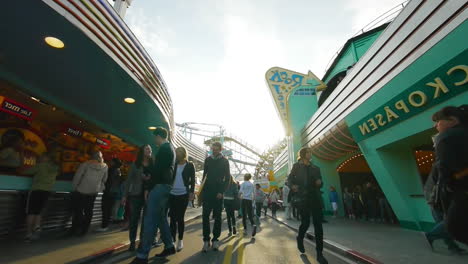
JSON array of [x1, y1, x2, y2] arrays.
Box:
[[107, 216, 355, 264]]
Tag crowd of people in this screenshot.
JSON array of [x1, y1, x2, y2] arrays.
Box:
[[1, 104, 466, 263], [340, 183, 395, 223]]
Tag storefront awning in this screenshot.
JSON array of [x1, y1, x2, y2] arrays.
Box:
[[308, 121, 359, 161], [0, 0, 173, 147]]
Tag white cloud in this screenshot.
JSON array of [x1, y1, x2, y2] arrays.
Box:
[[125, 8, 178, 57], [344, 0, 405, 33]]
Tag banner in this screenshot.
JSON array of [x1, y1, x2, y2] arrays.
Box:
[[0, 96, 36, 121]]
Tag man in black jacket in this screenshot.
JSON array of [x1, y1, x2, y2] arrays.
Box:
[[288, 147, 328, 264], [131, 127, 176, 264], [201, 142, 230, 252]]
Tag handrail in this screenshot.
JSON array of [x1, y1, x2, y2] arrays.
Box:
[[323, 1, 408, 79]]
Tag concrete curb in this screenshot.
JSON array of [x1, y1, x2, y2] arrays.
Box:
[[268, 216, 383, 264], [70, 213, 203, 264]]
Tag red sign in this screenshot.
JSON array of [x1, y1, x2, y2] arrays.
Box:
[[96, 138, 111, 149], [0, 97, 36, 121]]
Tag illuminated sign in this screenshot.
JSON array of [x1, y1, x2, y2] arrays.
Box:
[[265, 67, 326, 132], [96, 138, 111, 149], [0, 96, 36, 121], [349, 59, 468, 142]]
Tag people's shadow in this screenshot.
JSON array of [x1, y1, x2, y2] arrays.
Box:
[[300, 254, 312, 264]]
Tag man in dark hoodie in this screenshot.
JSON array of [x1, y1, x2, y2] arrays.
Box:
[[201, 142, 230, 252], [131, 127, 176, 264]]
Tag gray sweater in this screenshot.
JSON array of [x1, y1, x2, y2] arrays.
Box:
[[124, 163, 145, 197]]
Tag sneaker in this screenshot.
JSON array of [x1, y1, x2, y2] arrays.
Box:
[[129, 242, 136, 252], [176, 240, 184, 251], [243, 228, 248, 236], [155, 247, 176, 258], [95, 227, 109, 232], [449, 247, 466, 255], [202, 241, 210, 252], [317, 254, 328, 264], [130, 257, 148, 264], [153, 238, 163, 247], [296, 236, 305, 254], [228, 231, 232, 237], [24, 235, 33, 243], [212, 240, 220, 251], [233, 227, 237, 235], [423, 233, 434, 251], [252, 225, 257, 237]]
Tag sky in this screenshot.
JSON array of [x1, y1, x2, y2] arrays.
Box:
[[118, 0, 404, 151]]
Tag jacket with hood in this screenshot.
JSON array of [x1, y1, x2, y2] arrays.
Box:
[[73, 160, 108, 195]]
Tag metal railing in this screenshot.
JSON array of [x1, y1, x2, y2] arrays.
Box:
[[323, 1, 409, 79]]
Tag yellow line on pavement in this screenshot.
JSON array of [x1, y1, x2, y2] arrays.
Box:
[[223, 244, 233, 264], [237, 234, 245, 264]]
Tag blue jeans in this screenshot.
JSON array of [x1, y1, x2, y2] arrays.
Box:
[[136, 184, 173, 259], [427, 207, 459, 249]]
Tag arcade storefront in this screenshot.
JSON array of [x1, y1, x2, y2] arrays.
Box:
[[0, 80, 138, 191]]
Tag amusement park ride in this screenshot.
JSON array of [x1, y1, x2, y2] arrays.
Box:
[[176, 122, 281, 183]]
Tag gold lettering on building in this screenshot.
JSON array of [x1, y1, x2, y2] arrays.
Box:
[[447, 65, 468, 86], [394, 100, 410, 113], [368, 118, 378, 131], [427, 77, 449, 98], [359, 122, 370, 136], [376, 114, 386, 126], [384, 106, 399, 122], [408, 91, 427, 107]]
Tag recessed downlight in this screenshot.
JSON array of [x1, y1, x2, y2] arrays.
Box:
[[45, 36, 65, 48], [148, 126, 157, 130], [124, 98, 136, 104]]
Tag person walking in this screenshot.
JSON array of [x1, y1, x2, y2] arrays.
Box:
[[329, 186, 339, 218], [270, 189, 280, 218], [168, 146, 195, 252], [130, 127, 176, 263], [23, 152, 59, 242], [424, 163, 465, 253], [431, 105, 468, 246], [282, 184, 291, 220], [201, 142, 230, 252], [288, 147, 328, 264], [97, 158, 122, 232], [70, 151, 108, 236], [224, 175, 239, 236], [254, 184, 266, 219], [239, 173, 257, 237], [343, 187, 355, 219], [122, 145, 153, 251], [263, 193, 269, 217]]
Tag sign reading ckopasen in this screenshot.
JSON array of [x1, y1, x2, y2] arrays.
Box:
[[349, 60, 467, 142]]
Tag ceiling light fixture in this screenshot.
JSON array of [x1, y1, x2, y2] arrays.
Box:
[[45, 36, 65, 48], [124, 98, 136, 104], [31, 97, 40, 102], [148, 126, 157, 130]]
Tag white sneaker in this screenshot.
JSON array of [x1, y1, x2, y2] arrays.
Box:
[[95, 227, 109, 232], [177, 240, 184, 251], [212, 241, 220, 251], [202, 241, 210, 252]]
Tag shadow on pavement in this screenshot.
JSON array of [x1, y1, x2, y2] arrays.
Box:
[[300, 254, 313, 264]]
